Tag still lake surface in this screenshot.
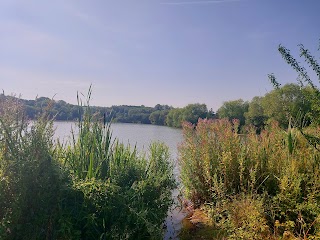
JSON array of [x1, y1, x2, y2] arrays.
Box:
[[53, 121, 185, 239]]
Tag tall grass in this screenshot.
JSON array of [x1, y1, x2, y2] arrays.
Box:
[[0, 91, 176, 239], [0, 97, 69, 239], [61, 88, 176, 238], [179, 118, 320, 238]]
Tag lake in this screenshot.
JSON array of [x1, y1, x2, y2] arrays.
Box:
[[53, 121, 185, 239]]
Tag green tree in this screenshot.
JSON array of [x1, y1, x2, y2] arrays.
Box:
[[244, 96, 267, 133], [182, 103, 208, 125], [166, 103, 210, 127], [206, 108, 216, 119], [149, 110, 168, 125], [261, 83, 311, 128], [166, 108, 184, 128], [217, 99, 249, 126]]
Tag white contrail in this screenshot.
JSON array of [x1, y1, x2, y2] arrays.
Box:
[[161, 0, 241, 5]]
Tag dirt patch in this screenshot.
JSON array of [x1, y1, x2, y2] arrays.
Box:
[[179, 208, 226, 240]]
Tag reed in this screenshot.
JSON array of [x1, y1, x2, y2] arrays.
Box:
[[0, 96, 68, 239], [179, 118, 320, 238], [0, 91, 176, 239]]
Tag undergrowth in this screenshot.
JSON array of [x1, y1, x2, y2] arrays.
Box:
[[179, 118, 320, 239], [0, 91, 176, 239]]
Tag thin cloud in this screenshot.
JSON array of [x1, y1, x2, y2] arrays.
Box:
[[161, 0, 241, 5]]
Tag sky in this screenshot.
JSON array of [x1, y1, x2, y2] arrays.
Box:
[[0, 0, 319, 111]]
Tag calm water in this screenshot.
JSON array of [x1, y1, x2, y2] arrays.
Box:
[[53, 121, 185, 239]]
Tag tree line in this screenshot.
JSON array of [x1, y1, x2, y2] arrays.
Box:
[[217, 83, 314, 133], [0, 94, 215, 127], [0, 94, 171, 124], [0, 82, 313, 131]]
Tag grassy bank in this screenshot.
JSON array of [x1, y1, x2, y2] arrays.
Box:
[[179, 118, 320, 239], [0, 94, 176, 239]]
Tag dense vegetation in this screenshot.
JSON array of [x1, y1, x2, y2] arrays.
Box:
[[1, 38, 319, 239], [0, 91, 176, 239], [180, 119, 320, 239], [179, 40, 320, 239]]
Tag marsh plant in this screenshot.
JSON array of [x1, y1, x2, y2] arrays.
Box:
[[179, 118, 320, 239], [0, 91, 176, 239], [0, 96, 66, 239]]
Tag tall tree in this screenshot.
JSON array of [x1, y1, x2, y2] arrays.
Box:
[[149, 110, 168, 125], [183, 103, 208, 125], [166, 103, 211, 127], [261, 83, 311, 128], [166, 108, 184, 128], [217, 99, 249, 126], [245, 96, 267, 133]]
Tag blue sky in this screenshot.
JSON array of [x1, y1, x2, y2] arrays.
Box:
[[0, 0, 319, 111]]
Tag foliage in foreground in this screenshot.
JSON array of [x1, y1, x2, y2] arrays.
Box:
[[0, 96, 66, 239], [269, 39, 320, 154], [0, 94, 176, 239], [179, 118, 320, 239]]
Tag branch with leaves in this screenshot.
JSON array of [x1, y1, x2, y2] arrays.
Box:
[[269, 39, 320, 151]]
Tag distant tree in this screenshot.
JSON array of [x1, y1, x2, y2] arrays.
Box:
[[261, 83, 311, 128], [166, 104, 211, 127], [149, 110, 168, 125], [166, 108, 184, 128], [154, 104, 162, 111], [182, 103, 208, 125], [25, 105, 37, 119], [1, 95, 211, 127], [244, 96, 267, 133], [110, 105, 154, 124], [206, 108, 216, 119], [154, 104, 171, 111], [217, 99, 249, 126]]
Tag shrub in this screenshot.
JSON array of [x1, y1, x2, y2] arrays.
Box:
[[225, 196, 270, 240]]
